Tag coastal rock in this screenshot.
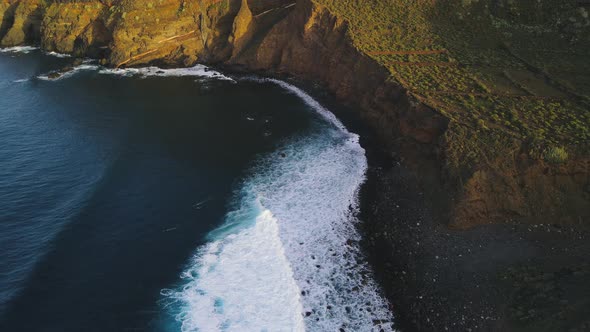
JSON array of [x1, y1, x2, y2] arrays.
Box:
[[46, 71, 61, 79], [0, 0, 46, 47], [40, 1, 110, 57]]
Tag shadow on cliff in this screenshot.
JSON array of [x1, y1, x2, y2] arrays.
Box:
[[1, 4, 45, 46], [73, 19, 113, 59], [0, 3, 16, 42]]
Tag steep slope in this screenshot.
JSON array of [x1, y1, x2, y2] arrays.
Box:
[[309, 0, 590, 228]]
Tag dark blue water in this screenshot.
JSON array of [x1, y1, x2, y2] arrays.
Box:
[[0, 48, 396, 332], [0, 50, 315, 331]]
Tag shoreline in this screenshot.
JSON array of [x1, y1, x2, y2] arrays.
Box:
[[287, 63, 590, 331], [5, 47, 590, 331]]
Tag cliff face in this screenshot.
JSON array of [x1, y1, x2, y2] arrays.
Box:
[[4, 0, 296, 66], [0, 0, 587, 229], [0, 0, 44, 46]]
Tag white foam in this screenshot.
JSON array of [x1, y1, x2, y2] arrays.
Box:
[[250, 78, 348, 132], [44, 51, 72, 58], [37, 64, 100, 81], [164, 79, 395, 331], [98, 65, 235, 82], [13, 78, 30, 83], [164, 209, 305, 332], [36, 63, 234, 82], [0, 46, 38, 54]]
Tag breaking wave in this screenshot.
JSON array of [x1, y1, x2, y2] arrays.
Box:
[[0, 46, 38, 54], [161, 80, 394, 331], [98, 65, 234, 81], [36, 63, 234, 82]]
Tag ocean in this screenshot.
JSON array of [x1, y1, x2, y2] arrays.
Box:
[[0, 47, 393, 331]]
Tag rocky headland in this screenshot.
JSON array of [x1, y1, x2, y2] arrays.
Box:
[[1, 0, 588, 330]]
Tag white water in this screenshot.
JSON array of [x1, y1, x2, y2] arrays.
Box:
[[7, 48, 394, 329], [163, 207, 305, 332], [37, 64, 100, 81], [1, 46, 394, 328], [0, 47, 70, 58], [36, 63, 234, 82], [163, 80, 394, 331], [0, 47, 231, 82], [44, 51, 71, 58], [98, 65, 234, 82], [0, 46, 38, 54], [1, 46, 231, 83]]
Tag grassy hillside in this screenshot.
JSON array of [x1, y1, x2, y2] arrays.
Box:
[[315, 0, 589, 171]]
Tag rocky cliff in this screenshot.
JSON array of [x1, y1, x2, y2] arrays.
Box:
[[0, 0, 590, 236]]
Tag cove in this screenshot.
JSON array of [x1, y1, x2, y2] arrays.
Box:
[[0, 49, 393, 331]]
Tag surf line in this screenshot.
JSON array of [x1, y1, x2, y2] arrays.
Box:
[[162, 78, 394, 332]]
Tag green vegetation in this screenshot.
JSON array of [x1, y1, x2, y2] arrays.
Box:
[[543, 146, 569, 164], [314, 0, 589, 168]]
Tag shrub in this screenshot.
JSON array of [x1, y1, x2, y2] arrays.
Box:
[[543, 146, 569, 164]]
